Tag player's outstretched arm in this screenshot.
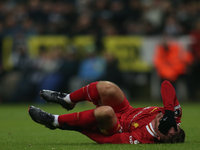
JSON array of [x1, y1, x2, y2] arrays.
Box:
[[159, 80, 178, 134]]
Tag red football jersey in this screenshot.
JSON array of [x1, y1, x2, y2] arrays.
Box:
[[82, 104, 182, 144], [82, 80, 182, 144]]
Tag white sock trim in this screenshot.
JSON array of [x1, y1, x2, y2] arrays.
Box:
[[53, 115, 60, 127], [63, 94, 74, 104]]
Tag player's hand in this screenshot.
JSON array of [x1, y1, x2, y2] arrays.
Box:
[[158, 110, 178, 135]]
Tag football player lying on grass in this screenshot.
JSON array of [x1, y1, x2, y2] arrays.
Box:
[[28, 80, 185, 144]]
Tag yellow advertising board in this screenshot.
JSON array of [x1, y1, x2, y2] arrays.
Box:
[[28, 36, 69, 57], [2, 36, 69, 70], [72, 36, 95, 58], [2, 35, 151, 72], [103, 36, 151, 72], [2, 37, 13, 70]]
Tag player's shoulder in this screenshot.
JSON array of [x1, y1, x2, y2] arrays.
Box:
[[144, 106, 163, 112]]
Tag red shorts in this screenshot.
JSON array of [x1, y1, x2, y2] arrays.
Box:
[[112, 96, 132, 114]]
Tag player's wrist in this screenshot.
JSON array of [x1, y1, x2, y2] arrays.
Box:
[[164, 110, 175, 117]]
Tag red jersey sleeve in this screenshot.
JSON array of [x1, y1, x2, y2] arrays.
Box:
[[161, 80, 176, 111], [81, 130, 133, 144], [161, 80, 182, 124]]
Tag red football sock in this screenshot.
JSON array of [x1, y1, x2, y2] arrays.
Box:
[[100, 120, 122, 135], [58, 109, 97, 128], [69, 82, 101, 106]]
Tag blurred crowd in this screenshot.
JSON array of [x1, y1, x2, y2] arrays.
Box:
[[1, 0, 200, 103], [0, 42, 123, 103], [0, 0, 199, 37]]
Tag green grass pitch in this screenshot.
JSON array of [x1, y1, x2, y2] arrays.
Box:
[[0, 101, 200, 150]]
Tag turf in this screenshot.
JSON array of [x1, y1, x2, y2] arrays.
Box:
[[0, 101, 200, 150]]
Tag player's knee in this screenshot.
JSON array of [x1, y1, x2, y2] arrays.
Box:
[[98, 81, 117, 97], [94, 106, 115, 120]]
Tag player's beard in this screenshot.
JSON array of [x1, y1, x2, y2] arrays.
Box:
[[154, 113, 175, 143], [154, 113, 168, 142]]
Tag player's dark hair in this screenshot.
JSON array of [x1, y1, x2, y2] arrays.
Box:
[[171, 128, 185, 143], [161, 127, 185, 143]]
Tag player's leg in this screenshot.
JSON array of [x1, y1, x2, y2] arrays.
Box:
[[58, 105, 121, 135], [40, 81, 125, 110], [94, 106, 122, 135], [28, 105, 121, 135], [96, 81, 124, 107], [28, 106, 95, 131]]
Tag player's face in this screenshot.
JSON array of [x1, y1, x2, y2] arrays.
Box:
[[155, 113, 180, 142]]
